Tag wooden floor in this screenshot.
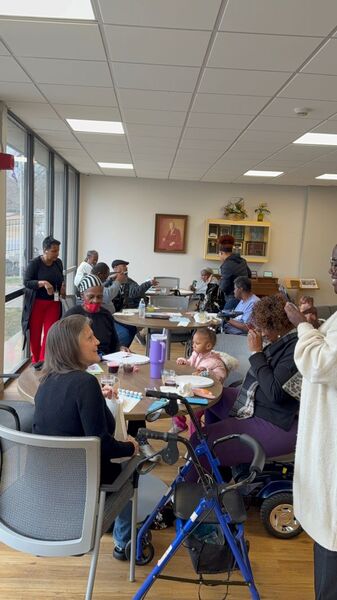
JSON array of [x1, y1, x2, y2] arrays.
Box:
[[0, 340, 314, 600]]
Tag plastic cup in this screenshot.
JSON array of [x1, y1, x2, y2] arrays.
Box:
[[161, 369, 176, 387]]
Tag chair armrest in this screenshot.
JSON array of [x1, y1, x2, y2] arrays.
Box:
[[0, 404, 21, 430], [101, 455, 144, 493]]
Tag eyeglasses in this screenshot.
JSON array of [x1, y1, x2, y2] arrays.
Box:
[[330, 259, 337, 269]]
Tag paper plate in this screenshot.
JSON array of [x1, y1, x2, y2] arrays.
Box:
[[175, 375, 214, 388]]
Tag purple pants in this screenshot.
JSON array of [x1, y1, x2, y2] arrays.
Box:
[[190, 387, 298, 469]]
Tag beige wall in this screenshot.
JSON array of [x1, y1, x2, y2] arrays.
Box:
[[79, 175, 337, 304]]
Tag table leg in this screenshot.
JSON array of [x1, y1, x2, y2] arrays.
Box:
[[163, 328, 171, 360], [145, 329, 150, 356]]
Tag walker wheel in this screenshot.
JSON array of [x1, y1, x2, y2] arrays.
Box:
[[260, 493, 303, 539], [125, 539, 154, 565]]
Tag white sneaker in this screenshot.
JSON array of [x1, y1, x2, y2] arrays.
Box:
[[168, 423, 188, 434], [140, 442, 161, 462]]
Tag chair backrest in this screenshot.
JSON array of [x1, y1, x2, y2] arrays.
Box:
[[214, 333, 250, 385], [62, 294, 77, 312], [154, 277, 180, 293], [0, 425, 100, 557], [150, 295, 189, 310]]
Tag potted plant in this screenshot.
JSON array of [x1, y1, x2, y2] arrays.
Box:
[[223, 198, 248, 220], [254, 202, 271, 222]]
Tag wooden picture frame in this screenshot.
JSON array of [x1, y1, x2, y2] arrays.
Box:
[[154, 214, 188, 253], [245, 241, 267, 257]]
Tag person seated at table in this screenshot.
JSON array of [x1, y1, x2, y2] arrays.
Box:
[[298, 295, 322, 328], [108, 259, 157, 347], [189, 295, 299, 474], [191, 268, 218, 295], [32, 314, 139, 560], [170, 327, 238, 435], [91, 262, 121, 314], [74, 249, 98, 288], [223, 276, 260, 335], [64, 274, 160, 463]]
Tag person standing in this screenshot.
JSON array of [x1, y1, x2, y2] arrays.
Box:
[[22, 235, 64, 368], [74, 249, 98, 288], [285, 245, 337, 600], [218, 235, 251, 309]]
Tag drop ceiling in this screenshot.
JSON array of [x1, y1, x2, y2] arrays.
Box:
[[1, 0, 337, 185]]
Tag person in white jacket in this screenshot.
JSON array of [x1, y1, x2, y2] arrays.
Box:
[[74, 250, 98, 288], [285, 244, 337, 600]]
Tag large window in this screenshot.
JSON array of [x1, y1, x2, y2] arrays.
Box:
[[3, 114, 79, 375]]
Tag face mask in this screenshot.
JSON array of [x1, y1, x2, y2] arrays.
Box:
[[83, 301, 101, 314]]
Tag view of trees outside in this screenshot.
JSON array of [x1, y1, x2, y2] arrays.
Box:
[[33, 140, 49, 257]]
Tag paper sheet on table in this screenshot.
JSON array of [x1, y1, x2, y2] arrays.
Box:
[[86, 363, 104, 374], [122, 396, 141, 413], [102, 351, 149, 365], [177, 317, 190, 327]]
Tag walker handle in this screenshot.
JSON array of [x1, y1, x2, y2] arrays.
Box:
[[137, 427, 172, 443], [213, 433, 265, 474]]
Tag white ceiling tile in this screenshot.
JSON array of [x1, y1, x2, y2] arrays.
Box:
[[53, 104, 121, 120], [53, 140, 84, 150], [209, 32, 320, 72], [35, 130, 78, 143], [187, 113, 252, 129], [125, 123, 181, 138], [200, 68, 290, 95], [1, 82, 45, 102], [112, 62, 199, 92], [100, 168, 136, 177], [85, 147, 132, 162], [118, 88, 191, 111], [20, 58, 112, 86], [240, 129, 301, 144], [98, 0, 221, 29], [249, 115, 321, 132], [184, 127, 240, 141], [137, 170, 169, 178], [219, 0, 337, 36], [192, 93, 269, 115], [129, 136, 178, 149], [7, 102, 54, 118], [280, 74, 337, 101], [179, 138, 235, 151], [311, 121, 337, 134], [175, 148, 223, 162], [124, 108, 186, 126], [104, 25, 211, 66], [131, 149, 176, 159], [262, 97, 337, 120], [0, 21, 105, 60], [21, 117, 69, 131], [303, 39, 337, 76], [74, 134, 129, 147], [0, 56, 30, 82], [0, 40, 9, 55], [39, 84, 117, 106]]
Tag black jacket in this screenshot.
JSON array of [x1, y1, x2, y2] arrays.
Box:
[[219, 254, 251, 297], [64, 305, 120, 356]]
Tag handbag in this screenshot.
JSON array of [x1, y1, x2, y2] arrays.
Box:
[[282, 371, 302, 401], [106, 398, 129, 462]]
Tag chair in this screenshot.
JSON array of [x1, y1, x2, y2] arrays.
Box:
[[154, 277, 180, 293], [0, 401, 34, 432], [150, 295, 189, 311], [0, 424, 141, 599], [214, 333, 250, 386], [61, 294, 77, 313]]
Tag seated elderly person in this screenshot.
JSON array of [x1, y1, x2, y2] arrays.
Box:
[[190, 295, 299, 473], [74, 249, 98, 288], [223, 276, 260, 335], [191, 268, 218, 295], [32, 314, 138, 560]]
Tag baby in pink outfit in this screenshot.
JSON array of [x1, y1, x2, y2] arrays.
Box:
[[170, 327, 238, 434]]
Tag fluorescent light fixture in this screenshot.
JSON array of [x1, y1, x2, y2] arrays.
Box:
[[294, 132, 337, 146], [98, 162, 134, 170], [244, 170, 283, 177], [67, 119, 124, 134], [315, 173, 337, 180], [0, 0, 95, 19]]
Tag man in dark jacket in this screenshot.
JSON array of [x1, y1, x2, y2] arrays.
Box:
[[218, 235, 251, 309]]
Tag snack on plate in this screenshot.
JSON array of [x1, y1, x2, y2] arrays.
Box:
[[192, 388, 216, 399]]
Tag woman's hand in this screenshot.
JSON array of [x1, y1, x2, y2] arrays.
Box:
[[127, 435, 139, 456], [60, 282, 66, 298], [102, 385, 116, 399], [285, 302, 307, 327], [176, 357, 187, 365], [43, 281, 54, 295], [247, 329, 263, 353]]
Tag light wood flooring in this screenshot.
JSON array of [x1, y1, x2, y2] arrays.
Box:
[[0, 340, 314, 600]]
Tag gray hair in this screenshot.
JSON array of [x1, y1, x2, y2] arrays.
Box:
[[41, 315, 91, 381], [201, 268, 213, 276]]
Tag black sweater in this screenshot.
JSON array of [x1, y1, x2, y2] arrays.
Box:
[[24, 256, 64, 300], [219, 254, 251, 297], [33, 370, 134, 483], [64, 305, 120, 356]]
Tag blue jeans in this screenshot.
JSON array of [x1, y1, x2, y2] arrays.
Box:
[[114, 322, 137, 347], [113, 500, 132, 549]]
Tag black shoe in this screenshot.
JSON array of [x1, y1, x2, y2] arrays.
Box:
[[32, 361, 44, 371], [113, 546, 127, 561]]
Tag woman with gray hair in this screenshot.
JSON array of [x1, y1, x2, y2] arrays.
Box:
[[33, 314, 138, 560], [191, 268, 218, 295]]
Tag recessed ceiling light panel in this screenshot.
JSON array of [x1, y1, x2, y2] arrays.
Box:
[[0, 0, 95, 19], [244, 170, 283, 177], [98, 162, 134, 169], [294, 133, 337, 146], [66, 119, 124, 134], [315, 173, 337, 180]]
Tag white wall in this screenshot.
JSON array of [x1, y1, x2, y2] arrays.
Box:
[[79, 176, 337, 304]]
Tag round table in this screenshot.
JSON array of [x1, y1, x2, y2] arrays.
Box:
[[113, 311, 220, 360], [17, 361, 223, 421]]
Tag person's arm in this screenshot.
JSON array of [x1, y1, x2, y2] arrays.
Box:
[[218, 263, 233, 295], [74, 262, 87, 287], [103, 281, 121, 303], [294, 320, 337, 385], [128, 279, 152, 298], [77, 375, 135, 459], [23, 258, 54, 294]]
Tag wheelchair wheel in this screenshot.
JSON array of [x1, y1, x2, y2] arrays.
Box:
[[125, 532, 155, 565], [260, 493, 303, 539]]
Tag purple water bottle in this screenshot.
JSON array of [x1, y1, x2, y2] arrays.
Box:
[[149, 334, 166, 379]]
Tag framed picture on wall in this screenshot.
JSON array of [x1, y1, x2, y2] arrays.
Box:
[[154, 214, 188, 253], [245, 241, 267, 256]]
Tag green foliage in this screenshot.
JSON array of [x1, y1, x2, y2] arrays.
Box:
[[254, 202, 271, 215], [223, 198, 248, 219]]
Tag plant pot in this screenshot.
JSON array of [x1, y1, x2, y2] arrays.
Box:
[[226, 213, 244, 221], [257, 213, 264, 222]]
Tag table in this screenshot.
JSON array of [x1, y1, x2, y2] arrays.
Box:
[[113, 312, 220, 359], [17, 361, 223, 421]]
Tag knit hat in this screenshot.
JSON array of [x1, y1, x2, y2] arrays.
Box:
[[77, 274, 102, 294]]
